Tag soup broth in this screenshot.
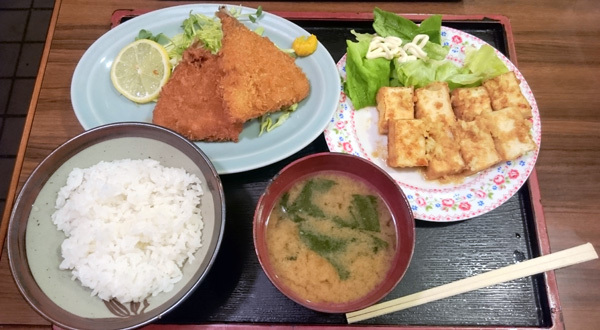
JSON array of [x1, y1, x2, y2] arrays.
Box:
[[266, 172, 396, 304]]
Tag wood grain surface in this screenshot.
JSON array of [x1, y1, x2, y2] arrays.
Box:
[[1, 0, 598, 329]]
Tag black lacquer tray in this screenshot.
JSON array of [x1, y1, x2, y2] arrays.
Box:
[[112, 11, 560, 329]]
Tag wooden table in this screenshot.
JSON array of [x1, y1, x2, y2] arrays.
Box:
[[1, 0, 598, 328]]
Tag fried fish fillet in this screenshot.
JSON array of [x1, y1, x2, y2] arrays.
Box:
[[152, 47, 243, 142], [216, 9, 310, 123]]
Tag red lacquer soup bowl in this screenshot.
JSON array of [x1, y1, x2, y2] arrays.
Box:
[[253, 152, 415, 313]]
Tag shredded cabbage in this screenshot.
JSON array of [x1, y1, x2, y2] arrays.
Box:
[[136, 13, 222, 68], [136, 7, 263, 67], [259, 104, 299, 136]]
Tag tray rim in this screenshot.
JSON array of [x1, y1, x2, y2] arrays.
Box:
[[100, 9, 561, 330]]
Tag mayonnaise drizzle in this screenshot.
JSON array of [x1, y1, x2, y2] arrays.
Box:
[[366, 36, 404, 60], [366, 34, 430, 63]]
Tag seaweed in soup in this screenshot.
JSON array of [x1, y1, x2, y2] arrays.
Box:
[[267, 172, 396, 302]]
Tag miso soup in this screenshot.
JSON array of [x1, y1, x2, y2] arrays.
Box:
[[266, 172, 396, 304]]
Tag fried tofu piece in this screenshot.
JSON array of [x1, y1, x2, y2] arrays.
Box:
[[424, 122, 465, 180], [376, 86, 415, 134], [217, 9, 310, 123], [414, 81, 456, 124], [153, 47, 243, 142], [480, 107, 536, 161], [450, 86, 493, 122], [456, 119, 502, 174], [387, 119, 428, 168], [483, 71, 532, 118]]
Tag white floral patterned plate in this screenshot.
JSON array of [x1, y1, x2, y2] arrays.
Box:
[[324, 27, 541, 222]]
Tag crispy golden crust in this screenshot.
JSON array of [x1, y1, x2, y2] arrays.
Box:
[[450, 86, 493, 122], [217, 9, 310, 123], [483, 71, 532, 118], [153, 47, 243, 142], [376, 86, 415, 134], [480, 106, 536, 161], [414, 81, 456, 124], [424, 122, 465, 180], [387, 119, 428, 168], [377, 71, 536, 181], [456, 119, 502, 174]]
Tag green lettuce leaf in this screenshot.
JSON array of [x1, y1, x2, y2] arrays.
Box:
[[373, 8, 442, 43], [350, 30, 376, 43], [416, 15, 443, 44], [446, 73, 482, 89], [373, 7, 420, 41], [395, 60, 438, 89], [464, 44, 509, 80], [422, 42, 449, 61], [344, 38, 391, 109], [372, 8, 446, 59], [343, 8, 511, 111], [395, 47, 508, 89]]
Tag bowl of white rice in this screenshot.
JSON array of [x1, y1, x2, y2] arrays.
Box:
[[7, 122, 225, 329]]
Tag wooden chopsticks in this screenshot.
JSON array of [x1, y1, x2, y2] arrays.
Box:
[[347, 242, 598, 323]]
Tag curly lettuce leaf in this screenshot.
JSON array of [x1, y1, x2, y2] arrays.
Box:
[[395, 45, 509, 89], [351, 29, 377, 43], [372, 8, 447, 60], [396, 60, 479, 89], [344, 37, 391, 109], [464, 44, 509, 81], [422, 42, 450, 61], [395, 60, 437, 89], [344, 8, 511, 108], [416, 14, 443, 44]]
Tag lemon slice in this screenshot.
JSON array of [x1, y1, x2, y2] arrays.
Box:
[[110, 39, 171, 104]]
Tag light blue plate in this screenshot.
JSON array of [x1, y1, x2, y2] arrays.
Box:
[[71, 4, 339, 174]]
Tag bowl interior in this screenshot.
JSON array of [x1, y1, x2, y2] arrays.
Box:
[[8, 123, 225, 329], [254, 152, 415, 313]]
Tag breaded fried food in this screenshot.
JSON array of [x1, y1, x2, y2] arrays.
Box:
[[414, 81, 456, 124], [425, 122, 465, 180], [387, 119, 428, 168], [456, 119, 502, 174], [376, 86, 415, 134], [483, 71, 532, 118], [450, 86, 493, 122], [216, 9, 310, 123], [153, 47, 243, 142], [480, 107, 536, 161]]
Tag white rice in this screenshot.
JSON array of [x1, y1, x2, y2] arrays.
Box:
[[51, 159, 204, 303]]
